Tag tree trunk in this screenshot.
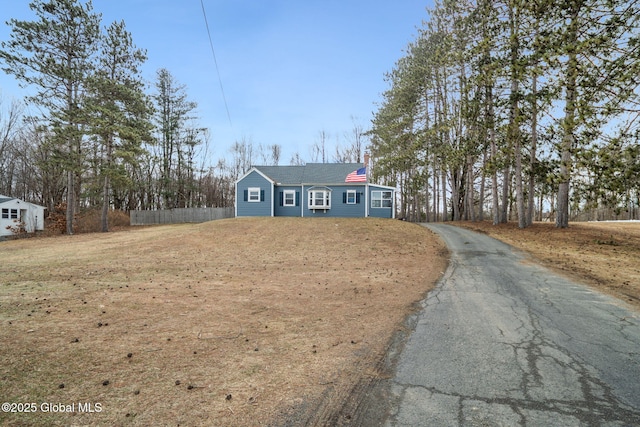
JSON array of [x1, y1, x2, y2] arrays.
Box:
[[501, 165, 510, 223], [508, 2, 526, 228], [486, 77, 500, 225], [515, 141, 525, 228], [441, 167, 448, 221], [101, 174, 110, 232], [425, 174, 430, 223], [466, 155, 476, 221], [556, 4, 579, 229], [450, 168, 461, 221], [434, 164, 439, 221], [479, 148, 486, 221], [66, 169, 74, 235], [538, 191, 543, 222], [527, 70, 538, 226], [101, 134, 114, 232]]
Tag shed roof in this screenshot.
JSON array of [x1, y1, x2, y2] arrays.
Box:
[[0, 196, 46, 208], [0, 196, 16, 204], [254, 163, 365, 185]]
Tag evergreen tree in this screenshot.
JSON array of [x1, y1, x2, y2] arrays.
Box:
[[152, 68, 198, 208], [0, 0, 101, 234], [553, 0, 640, 227], [84, 20, 152, 231]]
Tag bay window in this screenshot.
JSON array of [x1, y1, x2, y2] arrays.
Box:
[[308, 188, 331, 209]]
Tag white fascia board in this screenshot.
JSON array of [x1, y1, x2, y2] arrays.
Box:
[[235, 167, 276, 185], [368, 184, 396, 191]]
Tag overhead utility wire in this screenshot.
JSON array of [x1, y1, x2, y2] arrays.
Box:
[[200, 0, 233, 127]]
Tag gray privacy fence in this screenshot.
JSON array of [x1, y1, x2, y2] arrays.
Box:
[[130, 207, 234, 225]]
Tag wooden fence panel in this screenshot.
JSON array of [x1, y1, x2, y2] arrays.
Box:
[[130, 207, 234, 225]]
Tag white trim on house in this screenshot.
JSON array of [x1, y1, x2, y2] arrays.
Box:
[[270, 181, 275, 217], [365, 184, 369, 216], [235, 167, 276, 185]]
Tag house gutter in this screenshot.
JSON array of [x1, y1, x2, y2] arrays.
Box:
[[365, 183, 369, 217], [234, 181, 238, 218], [271, 181, 275, 217]]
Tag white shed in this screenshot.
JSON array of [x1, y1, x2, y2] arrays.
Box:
[[0, 195, 46, 237]]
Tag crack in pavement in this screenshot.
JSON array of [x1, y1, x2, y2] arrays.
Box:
[[379, 224, 640, 427], [390, 381, 640, 426]]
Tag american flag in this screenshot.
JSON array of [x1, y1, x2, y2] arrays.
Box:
[[345, 167, 367, 182]]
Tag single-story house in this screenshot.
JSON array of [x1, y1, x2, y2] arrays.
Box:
[[0, 195, 46, 237], [235, 163, 395, 218]]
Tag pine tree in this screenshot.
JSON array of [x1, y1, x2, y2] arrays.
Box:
[[84, 20, 152, 231], [0, 0, 101, 234], [554, 0, 640, 227], [152, 69, 198, 209]]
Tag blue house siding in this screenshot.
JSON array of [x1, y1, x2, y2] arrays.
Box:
[[235, 165, 396, 219], [368, 185, 394, 218], [236, 170, 273, 217], [302, 185, 366, 218], [274, 186, 302, 217]]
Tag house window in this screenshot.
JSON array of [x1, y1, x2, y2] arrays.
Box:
[[284, 190, 296, 206], [1, 208, 8, 219], [248, 187, 261, 202], [10, 209, 18, 219], [346, 190, 356, 204], [308, 189, 331, 209], [372, 191, 393, 208]]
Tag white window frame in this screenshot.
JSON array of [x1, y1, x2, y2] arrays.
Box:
[[346, 190, 356, 205], [283, 190, 296, 206], [1, 208, 8, 219], [371, 190, 393, 208], [248, 187, 261, 202], [308, 189, 331, 209]]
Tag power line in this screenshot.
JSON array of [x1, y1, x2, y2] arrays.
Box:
[[200, 0, 232, 127]]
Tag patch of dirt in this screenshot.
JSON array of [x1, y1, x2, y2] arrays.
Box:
[[0, 218, 447, 426], [455, 221, 640, 310]]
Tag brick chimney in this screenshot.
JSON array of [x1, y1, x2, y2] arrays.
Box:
[[363, 152, 370, 168]]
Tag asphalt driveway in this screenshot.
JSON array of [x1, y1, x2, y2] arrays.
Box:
[[379, 223, 640, 426]]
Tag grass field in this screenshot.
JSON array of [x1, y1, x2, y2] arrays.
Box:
[[3, 218, 638, 426], [0, 218, 447, 426]]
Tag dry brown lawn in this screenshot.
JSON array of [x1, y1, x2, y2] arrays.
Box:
[[0, 217, 447, 427], [455, 221, 640, 310]]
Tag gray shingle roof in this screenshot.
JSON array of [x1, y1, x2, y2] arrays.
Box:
[[254, 163, 365, 185], [252, 166, 305, 184], [0, 197, 15, 204]]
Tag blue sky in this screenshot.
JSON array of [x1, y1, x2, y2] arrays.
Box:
[[0, 1, 432, 165]]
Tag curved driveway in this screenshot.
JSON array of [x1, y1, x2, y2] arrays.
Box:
[[383, 223, 640, 426]]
